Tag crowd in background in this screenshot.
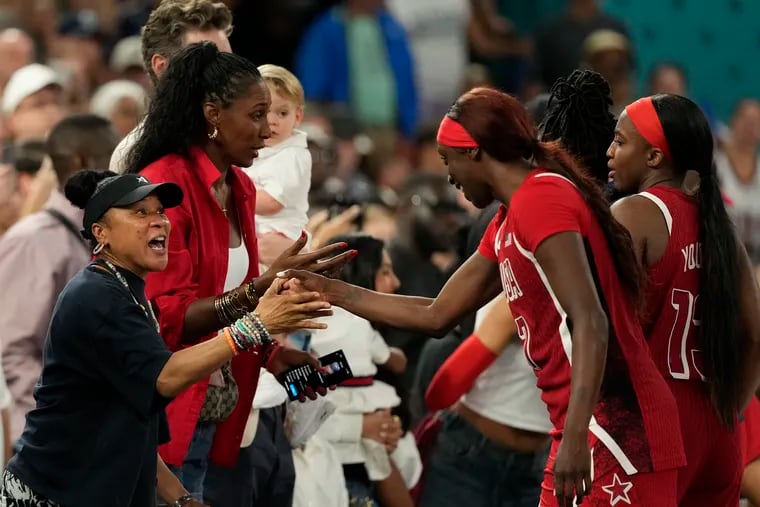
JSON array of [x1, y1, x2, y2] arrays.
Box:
[[0, 0, 758, 506]]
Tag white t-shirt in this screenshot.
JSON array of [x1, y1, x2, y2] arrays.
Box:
[[386, 0, 470, 125], [109, 121, 142, 174], [716, 149, 760, 263], [460, 296, 553, 433], [244, 130, 311, 240]]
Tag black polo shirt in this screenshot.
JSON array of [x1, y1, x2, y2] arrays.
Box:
[[7, 262, 173, 506]]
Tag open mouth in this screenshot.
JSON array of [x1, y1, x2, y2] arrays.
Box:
[[448, 175, 463, 191], [148, 236, 166, 252], [608, 170, 615, 182]]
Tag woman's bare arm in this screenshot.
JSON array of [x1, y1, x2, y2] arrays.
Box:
[[283, 252, 502, 338]]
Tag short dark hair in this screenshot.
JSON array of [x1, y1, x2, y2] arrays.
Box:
[[46, 115, 117, 178], [13, 139, 46, 175], [327, 234, 385, 291], [141, 0, 233, 84]]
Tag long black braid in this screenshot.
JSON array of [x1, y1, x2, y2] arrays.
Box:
[[540, 70, 616, 186]]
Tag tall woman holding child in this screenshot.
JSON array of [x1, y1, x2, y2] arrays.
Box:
[[125, 41, 352, 500]]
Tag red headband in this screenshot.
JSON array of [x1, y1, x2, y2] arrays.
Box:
[[625, 97, 672, 160], [436, 116, 478, 148]]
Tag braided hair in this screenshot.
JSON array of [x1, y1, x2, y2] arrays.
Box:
[[540, 70, 616, 186], [449, 87, 644, 307]]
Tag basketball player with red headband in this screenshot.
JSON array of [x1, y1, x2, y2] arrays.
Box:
[[279, 87, 686, 506], [607, 94, 760, 506]]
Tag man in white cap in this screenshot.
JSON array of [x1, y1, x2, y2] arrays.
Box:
[[2, 63, 65, 143]]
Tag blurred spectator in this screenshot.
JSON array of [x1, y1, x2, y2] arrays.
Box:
[[294, 0, 418, 160], [461, 62, 493, 92], [385, 173, 468, 391], [533, 0, 628, 91], [52, 9, 107, 107], [580, 29, 633, 115], [414, 126, 447, 175], [110, 35, 150, 89], [0, 164, 19, 236], [468, 0, 547, 95], [90, 79, 147, 139], [387, 0, 469, 126], [0, 28, 34, 92], [11, 140, 46, 203], [109, 0, 233, 173], [0, 114, 118, 442], [716, 99, 760, 265], [301, 122, 343, 207], [648, 61, 688, 96], [2, 63, 65, 142]]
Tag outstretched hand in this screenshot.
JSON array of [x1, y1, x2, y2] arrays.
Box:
[[277, 269, 334, 300], [255, 277, 332, 334], [265, 232, 357, 282]]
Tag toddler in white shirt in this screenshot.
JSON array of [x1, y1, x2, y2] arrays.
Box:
[[243, 64, 311, 271]]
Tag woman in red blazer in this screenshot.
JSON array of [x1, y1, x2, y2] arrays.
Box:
[[125, 42, 352, 501]]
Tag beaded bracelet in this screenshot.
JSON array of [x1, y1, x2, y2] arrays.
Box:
[[225, 311, 272, 353], [223, 327, 239, 356]]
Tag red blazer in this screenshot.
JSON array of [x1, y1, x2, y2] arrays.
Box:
[[142, 146, 267, 467]]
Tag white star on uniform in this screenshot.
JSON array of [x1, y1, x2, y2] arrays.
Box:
[[601, 473, 633, 505]]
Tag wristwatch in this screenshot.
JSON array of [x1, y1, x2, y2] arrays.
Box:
[[172, 495, 193, 507]]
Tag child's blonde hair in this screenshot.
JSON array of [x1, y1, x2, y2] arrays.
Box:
[[257, 64, 305, 107]]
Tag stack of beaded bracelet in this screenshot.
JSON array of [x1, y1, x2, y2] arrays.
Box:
[[226, 311, 272, 353], [214, 279, 260, 326]]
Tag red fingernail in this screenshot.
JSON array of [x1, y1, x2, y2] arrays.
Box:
[[350, 249, 359, 257], [300, 230, 307, 238], [339, 242, 348, 248]]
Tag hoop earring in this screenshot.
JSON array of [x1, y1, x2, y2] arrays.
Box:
[[92, 243, 105, 255], [208, 126, 218, 140]]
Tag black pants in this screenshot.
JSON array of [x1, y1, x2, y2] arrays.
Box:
[[204, 404, 295, 507]]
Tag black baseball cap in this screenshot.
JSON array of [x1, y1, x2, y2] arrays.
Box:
[[82, 174, 183, 240]]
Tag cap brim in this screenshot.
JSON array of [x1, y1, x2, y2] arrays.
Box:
[[112, 182, 184, 209]]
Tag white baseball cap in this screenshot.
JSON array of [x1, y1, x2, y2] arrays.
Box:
[[2, 63, 63, 115], [110, 36, 143, 73]]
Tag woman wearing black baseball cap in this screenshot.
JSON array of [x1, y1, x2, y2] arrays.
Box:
[[0, 171, 331, 507]]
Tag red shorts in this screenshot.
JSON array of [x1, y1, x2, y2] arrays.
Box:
[[540, 438, 678, 506], [741, 397, 760, 467], [670, 381, 741, 507]]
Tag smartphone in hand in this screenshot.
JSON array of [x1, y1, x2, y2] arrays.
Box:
[[282, 350, 354, 401]]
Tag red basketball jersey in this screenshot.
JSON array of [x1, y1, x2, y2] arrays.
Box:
[[637, 186, 704, 382], [478, 171, 685, 477]]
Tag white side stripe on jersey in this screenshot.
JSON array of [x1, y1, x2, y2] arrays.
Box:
[[512, 236, 573, 365], [533, 171, 578, 188], [590, 419, 639, 475], [638, 191, 673, 236], [513, 233, 640, 476]]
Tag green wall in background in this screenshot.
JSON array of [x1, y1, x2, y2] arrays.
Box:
[[605, 0, 760, 122]]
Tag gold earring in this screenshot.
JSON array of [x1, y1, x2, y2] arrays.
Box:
[[208, 126, 218, 140]]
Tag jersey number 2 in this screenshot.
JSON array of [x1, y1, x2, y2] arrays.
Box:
[[668, 288, 704, 380]]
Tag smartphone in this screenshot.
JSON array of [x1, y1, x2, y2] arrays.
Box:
[[282, 350, 354, 401]]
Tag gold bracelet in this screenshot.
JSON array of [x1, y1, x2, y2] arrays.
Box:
[[213, 295, 231, 325], [244, 279, 259, 308]]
